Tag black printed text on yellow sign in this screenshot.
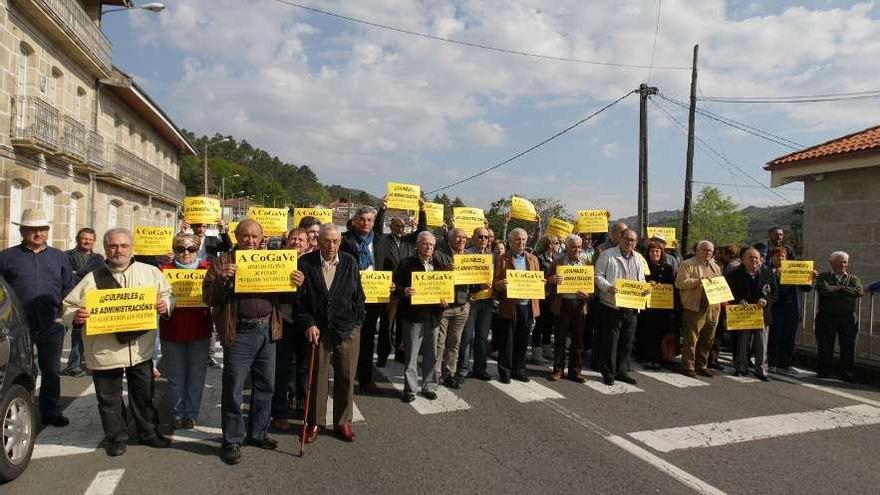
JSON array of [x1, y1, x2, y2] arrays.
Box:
[[183, 197, 222, 224], [411, 272, 455, 305], [361, 271, 393, 304], [647, 283, 674, 309], [506, 270, 545, 300], [85, 287, 158, 336], [726, 304, 765, 331], [453, 254, 493, 285], [386, 182, 421, 211], [701, 276, 734, 305], [576, 210, 609, 233], [247, 207, 289, 237], [556, 265, 594, 294], [133, 226, 175, 256], [780, 260, 814, 285], [164, 269, 207, 308], [234, 250, 298, 293], [614, 279, 651, 309]]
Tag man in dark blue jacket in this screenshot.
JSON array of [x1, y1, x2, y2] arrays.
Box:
[[726, 248, 778, 381]]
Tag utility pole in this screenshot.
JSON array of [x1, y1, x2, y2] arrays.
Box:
[[638, 83, 657, 239], [680, 44, 699, 255]]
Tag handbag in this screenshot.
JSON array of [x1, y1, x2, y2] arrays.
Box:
[[93, 265, 150, 344]]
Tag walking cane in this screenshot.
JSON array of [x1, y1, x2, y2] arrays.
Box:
[[299, 341, 318, 457]]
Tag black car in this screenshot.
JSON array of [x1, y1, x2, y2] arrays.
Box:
[[0, 276, 35, 482]]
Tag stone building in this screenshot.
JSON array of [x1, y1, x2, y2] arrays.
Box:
[[0, 0, 193, 251], [766, 125, 880, 365]]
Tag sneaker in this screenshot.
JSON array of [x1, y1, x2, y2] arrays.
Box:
[[221, 444, 241, 465], [105, 440, 127, 457]]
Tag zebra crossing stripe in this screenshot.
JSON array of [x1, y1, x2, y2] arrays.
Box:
[[377, 360, 471, 415], [581, 371, 644, 395]]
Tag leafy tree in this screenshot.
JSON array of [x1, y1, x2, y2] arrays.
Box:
[[690, 186, 748, 250]]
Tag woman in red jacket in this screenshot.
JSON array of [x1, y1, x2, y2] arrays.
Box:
[[161, 234, 213, 429]]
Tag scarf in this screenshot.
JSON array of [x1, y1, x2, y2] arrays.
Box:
[[351, 230, 375, 269], [175, 258, 201, 269]]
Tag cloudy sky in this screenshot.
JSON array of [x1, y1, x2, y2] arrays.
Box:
[[103, 0, 880, 217]]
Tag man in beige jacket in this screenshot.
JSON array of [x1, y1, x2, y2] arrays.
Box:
[[63, 228, 174, 457], [674, 240, 722, 378]]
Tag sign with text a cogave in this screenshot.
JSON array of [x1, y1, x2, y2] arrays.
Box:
[[133, 226, 175, 256], [647, 226, 678, 248], [246, 207, 289, 236], [726, 303, 765, 331], [386, 182, 421, 211], [424, 202, 444, 228], [361, 270, 392, 304], [234, 249, 297, 293], [184, 197, 221, 225], [163, 269, 207, 308], [453, 207, 485, 236], [646, 283, 674, 309], [411, 271, 455, 305], [293, 208, 333, 227], [85, 287, 157, 336], [506, 269, 545, 300], [576, 210, 609, 233]]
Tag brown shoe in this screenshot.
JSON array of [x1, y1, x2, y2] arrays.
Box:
[[696, 369, 714, 378], [548, 370, 563, 381], [682, 369, 697, 378], [567, 374, 587, 384], [336, 423, 356, 442], [271, 418, 290, 432], [304, 424, 320, 444]]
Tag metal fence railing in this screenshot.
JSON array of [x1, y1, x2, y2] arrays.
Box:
[[799, 289, 879, 366], [34, 0, 112, 73]]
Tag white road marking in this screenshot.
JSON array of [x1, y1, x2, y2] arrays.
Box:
[[635, 368, 709, 388], [723, 373, 760, 384], [170, 426, 223, 444], [487, 377, 565, 402], [540, 399, 726, 495], [84, 468, 125, 495], [770, 373, 880, 408], [629, 404, 880, 453], [581, 371, 644, 395], [377, 360, 471, 415], [32, 384, 102, 459], [326, 395, 366, 424]]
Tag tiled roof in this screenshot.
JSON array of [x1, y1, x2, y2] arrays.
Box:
[[765, 125, 880, 169]]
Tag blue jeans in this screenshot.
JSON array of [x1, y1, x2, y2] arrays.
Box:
[[161, 338, 210, 420], [33, 323, 65, 418], [221, 321, 275, 446], [64, 327, 85, 372], [458, 299, 494, 377]]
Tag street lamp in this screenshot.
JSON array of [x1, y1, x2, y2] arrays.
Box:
[[220, 173, 240, 201], [203, 137, 232, 195], [104, 2, 166, 14]]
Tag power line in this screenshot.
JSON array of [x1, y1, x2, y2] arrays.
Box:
[[696, 89, 880, 104], [650, 98, 798, 205], [270, 0, 691, 70], [659, 93, 807, 150], [426, 89, 637, 194], [693, 180, 802, 191], [646, 0, 663, 83]]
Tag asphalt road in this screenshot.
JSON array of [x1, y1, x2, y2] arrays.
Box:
[[6, 342, 880, 495]]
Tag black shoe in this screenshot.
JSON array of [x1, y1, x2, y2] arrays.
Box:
[[244, 436, 278, 450], [708, 362, 725, 371], [420, 390, 438, 400], [602, 374, 615, 386], [141, 434, 171, 449], [394, 352, 406, 363], [105, 440, 127, 457], [756, 373, 770, 382], [42, 415, 70, 427], [512, 374, 531, 383], [172, 418, 185, 430], [817, 372, 831, 379], [376, 357, 387, 368], [617, 375, 637, 385], [183, 418, 195, 429], [473, 371, 493, 381], [454, 375, 466, 387], [841, 373, 856, 384], [498, 375, 511, 384], [221, 444, 241, 465], [443, 376, 460, 389], [402, 393, 416, 403], [207, 358, 219, 368]]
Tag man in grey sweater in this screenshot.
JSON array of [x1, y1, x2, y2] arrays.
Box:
[[815, 251, 863, 383]]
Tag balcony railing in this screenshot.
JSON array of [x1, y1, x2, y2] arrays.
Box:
[[86, 130, 107, 170], [58, 114, 87, 163], [162, 175, 186, 200], [105, 144, 184, 202], [32, 0, 112, 73], [11, 95, 59, 152]]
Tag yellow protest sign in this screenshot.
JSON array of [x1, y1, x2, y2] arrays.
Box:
[[424, 202, 444, 227], [453, 254, 493, 285], [228, 221, 239, 242], [293, 208, 333, 227], [471, 287, 493, 301], [647, 226, 678, 248], [546, 217, 574, 240], [386, 182, 421, 211], [510, 196, 539, 222], [726, 304, 765, 331], [453, 207, 485, 236], [247, 207, 289, 236], [184, 196, 221, 224], [84, 287, 157, 336], [614, 279, 651, 309], [411, 271, 455, 305], [576, 210, 609, 233], [133, 226, 174, 256], [361, 270, 392, 304], [506, 270, 545, 300], [647, 283, 674, 309], [234, 249, 298, 293], [556, 265, 594, 294], [163, 269, 207, 308], [637, 252, 651, 276], [780, 260, 814, 285], [701, 276, 734, 305]]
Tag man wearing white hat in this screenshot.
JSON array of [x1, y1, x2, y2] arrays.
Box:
[[0, 208, 75, 426]]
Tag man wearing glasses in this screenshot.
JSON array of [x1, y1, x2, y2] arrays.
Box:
[[457, 227, 495, 381]]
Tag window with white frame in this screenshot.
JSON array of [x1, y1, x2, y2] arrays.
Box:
[[42, 188, 56, 246], [8, 181, 25, 248], [108, 202, 118, 229]]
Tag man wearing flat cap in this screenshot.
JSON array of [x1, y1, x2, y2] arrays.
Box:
[[0, 209, 75, 426]]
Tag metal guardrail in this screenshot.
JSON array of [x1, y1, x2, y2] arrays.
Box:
[[86, 130, 106, 170], [162, 174, 186, 200], [33, 0, 112, 73], [105, 144, 185, 202], [799, 289, 879, 366], [59, 114, 87, 162], [11, 95, 59, 151]]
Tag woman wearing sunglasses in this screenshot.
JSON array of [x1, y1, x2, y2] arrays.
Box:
[[159, 234, 213, 429]]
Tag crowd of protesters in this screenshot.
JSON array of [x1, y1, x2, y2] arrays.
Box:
[[0, 203, 869, 465]]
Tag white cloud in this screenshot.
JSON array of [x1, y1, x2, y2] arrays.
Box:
[[600, 142, 621, 159], [464, 120, 507, 147]]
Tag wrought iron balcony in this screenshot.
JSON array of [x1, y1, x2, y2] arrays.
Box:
[[18, 0, 113, 75], [86, 130, 107, 170], [11, 95, 59, 153], [58, 114, 87, 163], [103, 144, 184, 203], [162, 175, 186, 200]]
